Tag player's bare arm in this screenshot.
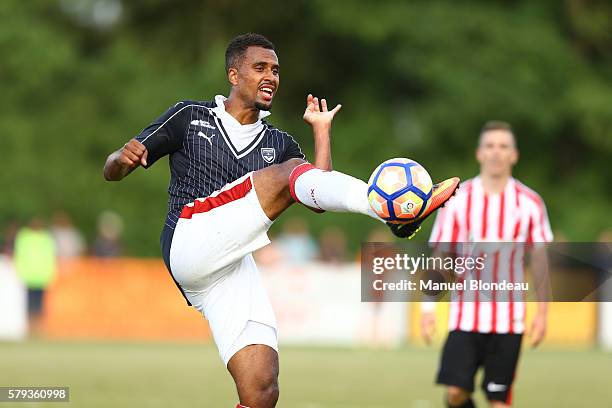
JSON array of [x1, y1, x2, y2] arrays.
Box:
[[103, 139, 148, 181], [420, 309, 436, 345], [529, 245, 549, 347], [302, 93, 341, 171]]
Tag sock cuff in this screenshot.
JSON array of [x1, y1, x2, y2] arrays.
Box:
[[236, 405, 250, 408], [289, 162, 325, 213]]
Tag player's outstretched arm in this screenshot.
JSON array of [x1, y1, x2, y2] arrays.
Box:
[[302, 94, 341, 171], [103, 139, 148, 181]]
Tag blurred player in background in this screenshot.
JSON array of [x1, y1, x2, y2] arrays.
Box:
[[14, 217, 57, 336], [104, 33, 458, 408], [423, 121, 553, 407]]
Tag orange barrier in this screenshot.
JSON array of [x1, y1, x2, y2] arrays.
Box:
[[43, 258, 211, 341], [409, 302, 597, 347]]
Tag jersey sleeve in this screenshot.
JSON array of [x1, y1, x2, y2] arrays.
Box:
[[429, 208, 447, 243], [280, 133, 305, 162], [429, 204, 459, 243], [134, 102, 189, 168], [529, 198, 554, 243]]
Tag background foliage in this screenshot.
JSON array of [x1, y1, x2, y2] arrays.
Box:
[[1, 0, 611, 255]]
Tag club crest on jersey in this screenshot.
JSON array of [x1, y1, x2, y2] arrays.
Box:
[[261, 148, 275, 163]]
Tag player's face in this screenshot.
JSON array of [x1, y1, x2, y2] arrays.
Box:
[[234, 46, 279, 111], [476, 130, 518, 177]]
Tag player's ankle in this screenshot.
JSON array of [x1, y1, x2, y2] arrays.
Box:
[[447, 397, 475, 408]]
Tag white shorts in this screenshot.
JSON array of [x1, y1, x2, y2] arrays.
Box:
[[169, 173, 278, 365]]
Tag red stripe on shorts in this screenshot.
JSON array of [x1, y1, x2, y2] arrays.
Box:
[[179, 177, 253, 219]]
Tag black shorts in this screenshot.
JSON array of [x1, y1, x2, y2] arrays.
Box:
[[436, 330, 522, 404], [27, 288, 45, 317]]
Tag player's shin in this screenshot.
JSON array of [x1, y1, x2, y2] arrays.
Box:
[[289, 163, 382, 221]]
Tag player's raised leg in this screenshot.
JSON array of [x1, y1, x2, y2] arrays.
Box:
[[253, 158, 385, 220], [252, 95, 460, 238], [251, 95, 379, 221]]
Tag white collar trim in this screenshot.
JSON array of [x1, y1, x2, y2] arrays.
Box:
[[213, 95, 271, 126]]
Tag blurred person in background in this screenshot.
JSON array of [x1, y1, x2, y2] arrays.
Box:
[[364, 227, 394, 346], [1, 220, 19, 256], [318, 226, 348, 264], [51, 211, 86, 259], [275, 217, 318, 264], [14, 217, 57, 336], [0, 220, 27, 340], [92, 210, 124, 258], [424, 121, 553, 408], [254, 230, 284, 267]]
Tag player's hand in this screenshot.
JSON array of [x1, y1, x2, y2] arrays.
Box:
[[528, 310, 547, 348], [421, 311, 436, 345], [120, 139, 148, 168], [303, 94, 341, 129]]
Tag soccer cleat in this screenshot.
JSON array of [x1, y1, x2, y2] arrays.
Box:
[[387, 177, 460, 239]]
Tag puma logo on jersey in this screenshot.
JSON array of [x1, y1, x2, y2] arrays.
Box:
[[191, 119, 216, 130], [197, 131, 215, 146]]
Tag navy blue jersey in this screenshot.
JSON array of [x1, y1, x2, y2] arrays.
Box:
[[134, 99, 305, 230]]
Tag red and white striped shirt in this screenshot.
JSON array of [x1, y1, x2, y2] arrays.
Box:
[[429, 176, 553, 334]]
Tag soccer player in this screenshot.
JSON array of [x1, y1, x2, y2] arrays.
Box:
[[104, 33, 458, 408], [423, 121, 553, 407]]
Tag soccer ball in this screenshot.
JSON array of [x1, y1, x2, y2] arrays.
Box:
[[367, 158, 433, 223]]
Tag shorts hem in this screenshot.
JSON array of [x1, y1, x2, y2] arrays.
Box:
[[436, 373, 475, 393], [222, 320, 278, 366], [248, 172, 273, 227]]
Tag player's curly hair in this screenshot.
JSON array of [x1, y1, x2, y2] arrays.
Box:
[[225, 33, 275, 72]]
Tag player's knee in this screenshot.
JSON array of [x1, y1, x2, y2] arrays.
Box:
[[284, 157, 307, 168], [252, 371, 279, 407], [446, 386, 471, 407], [280, 158, 307, 183], [261, 378, 279, 406], [255, 158, 305, 191]]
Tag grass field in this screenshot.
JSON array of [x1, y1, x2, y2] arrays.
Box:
[[1, 341, 611, 407]]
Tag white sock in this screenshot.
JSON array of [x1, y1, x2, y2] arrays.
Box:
[[289, 163, 383, 222]]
